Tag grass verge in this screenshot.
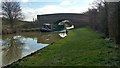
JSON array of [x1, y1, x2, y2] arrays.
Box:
[[10, 28, 120, 67]]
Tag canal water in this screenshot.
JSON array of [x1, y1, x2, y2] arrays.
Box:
[[1, 32, 60, 66]]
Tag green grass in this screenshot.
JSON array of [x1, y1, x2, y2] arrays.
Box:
[[11, 28, 119, 66]]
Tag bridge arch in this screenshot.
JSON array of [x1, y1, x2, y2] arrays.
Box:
[[54, 19, 73, 27]]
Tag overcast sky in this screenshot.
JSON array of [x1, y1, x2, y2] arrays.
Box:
[[19, 0, 96, 21], [1, 0, 120, 21]]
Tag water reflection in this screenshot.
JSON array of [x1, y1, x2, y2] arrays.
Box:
[[2, 35, 48, 66], [2, 36, 24, 66]]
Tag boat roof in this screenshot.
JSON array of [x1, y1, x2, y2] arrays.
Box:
[[43, 23, 51, 25]]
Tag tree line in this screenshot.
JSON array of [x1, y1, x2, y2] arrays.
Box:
[[85, 1, 120, 44]]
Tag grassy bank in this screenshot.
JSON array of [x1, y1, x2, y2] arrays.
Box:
[[10, 28, 119, 67]]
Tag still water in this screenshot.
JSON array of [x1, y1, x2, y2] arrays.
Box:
[[1, 32, 60, 66]]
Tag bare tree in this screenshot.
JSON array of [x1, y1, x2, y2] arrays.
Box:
[[2, 0, 23, 28], [88, 0, 120, 44], [92, 0, 105, 8]]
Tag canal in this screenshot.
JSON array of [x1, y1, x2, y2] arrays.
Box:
[[1, 32, 61, 66]]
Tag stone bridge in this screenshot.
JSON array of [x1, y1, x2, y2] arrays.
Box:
[[37, 13, 89, 28]]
